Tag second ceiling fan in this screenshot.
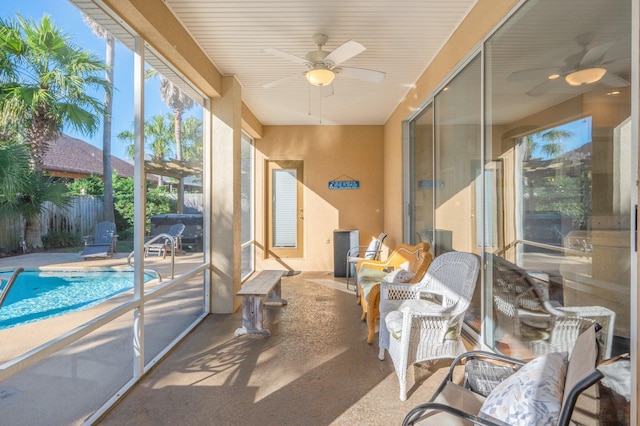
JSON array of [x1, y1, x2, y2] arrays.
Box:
[[263, 34, 386, 97]]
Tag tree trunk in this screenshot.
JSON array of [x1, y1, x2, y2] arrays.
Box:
[[102, 34, 116, 223], [174, 109, 184, 213], [24, 215, 43, 249]]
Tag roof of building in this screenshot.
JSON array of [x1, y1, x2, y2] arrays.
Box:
[[42, 134, 134, 178]]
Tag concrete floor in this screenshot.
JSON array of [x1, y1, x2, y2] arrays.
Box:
[[1, 254, 619, 424], [97, 271, 454, 425]]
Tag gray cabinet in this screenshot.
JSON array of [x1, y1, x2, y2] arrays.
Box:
[[333, 229, 359, 277]]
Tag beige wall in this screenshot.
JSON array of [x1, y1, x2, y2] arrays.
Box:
[[382, 0, 519, 246], [254, 125, 384, 271]]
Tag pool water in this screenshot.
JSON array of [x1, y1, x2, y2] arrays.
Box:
[[0, 270, 155, 330]]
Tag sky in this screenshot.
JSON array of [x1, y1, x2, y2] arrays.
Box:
[[3, 0, 201, 161], [529, 116, 592, 160]]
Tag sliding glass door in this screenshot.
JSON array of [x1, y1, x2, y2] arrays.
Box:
[[406, 0, 634, 367]]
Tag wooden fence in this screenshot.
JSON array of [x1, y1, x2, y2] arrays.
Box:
[[0, 196, 105, 253], [0, 194, 203, 252]]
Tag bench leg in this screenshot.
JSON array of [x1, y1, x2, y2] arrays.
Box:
[[235, 295, 271, 337], [265, 279, 288, 305]]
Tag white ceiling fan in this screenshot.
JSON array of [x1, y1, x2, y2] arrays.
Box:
[[263, 34, 386, 97], [508, 33, 629, 96]]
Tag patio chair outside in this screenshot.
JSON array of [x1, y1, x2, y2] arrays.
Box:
[[145, 223, 185, 258], [379, 251, 480, 400], [402, 324, 603, 426], [80, 221, 118, 259]]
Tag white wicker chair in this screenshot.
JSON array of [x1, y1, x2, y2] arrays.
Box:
[[379, 251, 480, 400], [490, 254, 615, 361]]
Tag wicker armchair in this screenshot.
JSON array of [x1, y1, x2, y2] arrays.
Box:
[[356, 242, 433, 344], [489, 254, 615, 361], [379, 251, 480, 400]]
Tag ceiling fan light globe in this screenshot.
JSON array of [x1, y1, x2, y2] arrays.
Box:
[[565, 67, 607, 86], [306, 68, 335, 86]]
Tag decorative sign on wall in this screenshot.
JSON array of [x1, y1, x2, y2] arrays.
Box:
[[329, 175, 360, 190], [418, 180, 445, 189]]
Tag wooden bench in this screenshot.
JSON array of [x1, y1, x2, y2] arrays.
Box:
[[234, 270, 292, 337]]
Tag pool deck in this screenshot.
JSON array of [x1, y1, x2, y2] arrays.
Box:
[[0, 251, 205, 363], [0, 250, 203, 272], [0, 251, 462, 425]]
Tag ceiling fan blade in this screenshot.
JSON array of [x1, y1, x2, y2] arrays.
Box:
[[324, 40, 366, 66], [508, 66, 561, 82], [262, 72, 304, 89], [526, 79, 565, 96], [338, 66, 386, 83], [599, 72, 630, 88], [320, 84, 334, 97], [263, 48, 309, 65], [579, 40, 615, 66]]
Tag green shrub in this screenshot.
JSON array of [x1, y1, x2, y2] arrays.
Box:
[[42, 231, 82, 249], [112, 176, 177, 236], [67, 176, 104, 196]]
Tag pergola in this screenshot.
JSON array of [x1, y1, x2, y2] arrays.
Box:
[[144, 159, 202, 213]]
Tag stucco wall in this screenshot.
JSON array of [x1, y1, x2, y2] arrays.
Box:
[[254, 125, 384, 271]]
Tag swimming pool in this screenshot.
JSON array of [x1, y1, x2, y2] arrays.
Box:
[[0, 270, 157, 330]]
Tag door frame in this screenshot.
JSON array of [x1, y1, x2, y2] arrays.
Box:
[[265, 159, 304, 258]]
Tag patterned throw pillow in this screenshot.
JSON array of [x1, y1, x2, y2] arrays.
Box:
[[478, 351, 568, 426]]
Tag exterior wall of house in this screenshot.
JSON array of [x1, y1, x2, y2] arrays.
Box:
[[254, 125, 384, 271]]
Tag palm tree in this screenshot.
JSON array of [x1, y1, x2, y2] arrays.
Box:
[[0, 141, 66, 252], [118, 113, 174, 161], [181, 116, 203, 162], [18, 172, 69, 249], [145, 69, 194, 161], [524, 129, 573, 160], [145, 69, 195, 213], [0, 15, 110, 247], [83, 14, 116, 223], [0, 141, 30, 203]]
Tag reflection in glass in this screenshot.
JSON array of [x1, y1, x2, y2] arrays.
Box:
[[409, 104, 434, 245], [434, 55, 482, 333], [485, 0, 631, 365]]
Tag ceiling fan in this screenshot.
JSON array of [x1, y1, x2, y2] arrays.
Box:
[[508, 33, 629, 96], [263, 34, 386, 96]]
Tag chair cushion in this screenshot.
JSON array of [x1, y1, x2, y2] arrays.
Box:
[[478, 351, 568, 426], [385, 299, 449, 340], [358, 267, 388, 300], [358, 266, 388, 282], [383, 269, 415, 283]]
